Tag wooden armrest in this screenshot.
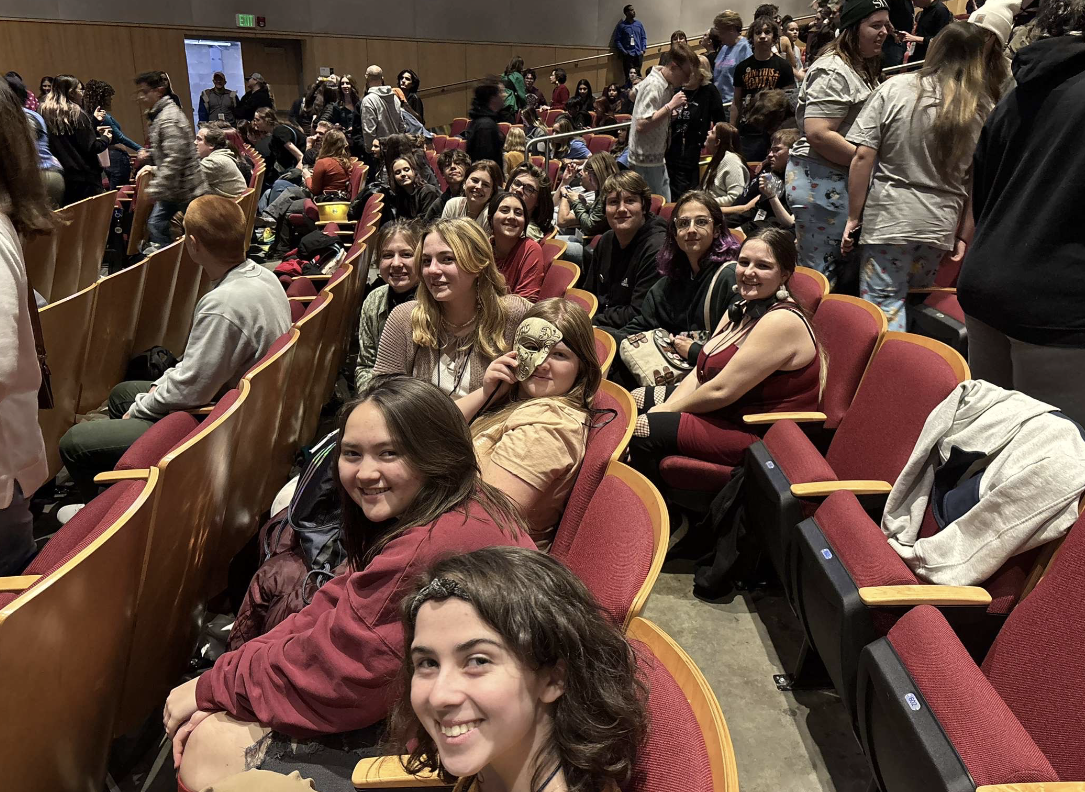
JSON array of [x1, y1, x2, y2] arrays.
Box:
[[908, 286, 958, 294], [977, 784, 1085, 792], [352, 755, 446, 788], [300, 274, 332, 282], [288, 296, 316, 302], [0, 575, 42, 593], [93, 469, 151, 484], [185, 404, 216, 415], [791, 480, 893, 497], [858, 585, 992, 607], [315, 220, 357, 226], [743, 411, 828, 426]]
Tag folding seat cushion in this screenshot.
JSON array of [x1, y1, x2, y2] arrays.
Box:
[[113, 390, 242, 472], [650, 195, 664, 215], [0, 481, 145, 609], [285, 277, 318, 299]]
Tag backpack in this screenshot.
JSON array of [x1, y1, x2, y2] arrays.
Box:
[[125, 346, 178, 381], [262, 431, 345, 602]]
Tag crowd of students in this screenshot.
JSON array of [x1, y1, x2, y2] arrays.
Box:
[[2, 0, 1085, 787]]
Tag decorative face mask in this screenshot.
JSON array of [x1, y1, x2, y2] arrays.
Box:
[[513, 317, 563, 381]]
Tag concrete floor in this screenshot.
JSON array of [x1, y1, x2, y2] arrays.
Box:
[[642, 570, 871, 792]]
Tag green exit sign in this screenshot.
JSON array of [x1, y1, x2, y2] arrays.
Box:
[[236, 13, 256, 27]]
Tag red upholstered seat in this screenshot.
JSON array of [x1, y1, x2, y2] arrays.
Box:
[[539, 260, 576, 299], [551, 471, 655, 627], [587, 134, 614, 154], [0, 481, 145, 609], [449, 118, 469, 137], [763, 419, 839, 485], [432, 134, 448, 154], [815, 491, 917, 589], [811, 296, 884, 428], [290, 300, 306, 322], [114, 389, 243, 471], [285, 278, 318, 299], [789, 269, 826, 313], [348, 163, 366, 200], [659, 456, 733, 491], [650, 195, 664, 215], [628, 639, 715, 792], [924, 290, 964, 323], [658, 203, 675, 224]]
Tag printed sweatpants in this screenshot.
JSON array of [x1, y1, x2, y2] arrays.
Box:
[[785, 157, 849, 286], [858, 242, 942, 331]]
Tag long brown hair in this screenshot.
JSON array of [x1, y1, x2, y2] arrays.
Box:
[[821, 25, 882, 88], [700, 122, 748, 191], [471, 298, 601, 437], [916, 21, 1006, 173], [335, 376, 524, 568], [390, 546, 648, 792], [412, 218, 510, 360], [40, 74, 85, 135], [0, 81, 59, 237], [316, 128, 352, 176]]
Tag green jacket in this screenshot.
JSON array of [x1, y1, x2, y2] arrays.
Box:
[[570, 192, 608, 236], [355, 285, 396, 391], [502, 72, 527, 114]]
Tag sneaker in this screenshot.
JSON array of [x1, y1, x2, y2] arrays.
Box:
[[56, 503, 86, 525]]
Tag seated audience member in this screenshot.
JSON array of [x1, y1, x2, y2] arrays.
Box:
[[374, 218, 530, 397], [723, 128, 798, 233], [436, 148, 470, 212], [550, 115, 592, 161], [465, 78, 506, 166], [356, 222, 422, 392], [606, 191, 740, 351], [548, 67, 570, 109], [306, 128, 352, 199], [594, 82, 626, 124], [41, 74, 111, 206], [301, 120, 331, 168], [441, 159, 501, 233], [389, 156, 441, 221], [195, 125, 247, 197], [458, 300, 601, 547], [57, 196, 290, 509], [490, 192, 545, 301], [503, 126, 527, 174], [628, 227, 822, 477], [522, 106, 550, 153], [700, 121, 750, 206], [393, 547, 646, 790], [554, 151, 620, 264], [566, 79, 596, 127], [505, 162, 555, 242], [383, 133, 439, 190], [523, 68, 546, 108], [665, 54, 726, 200], [842, 22, 1005, 331], [581, 170, 667, 330], [163, 377, 535, 790], [740, 87, 792, 162]]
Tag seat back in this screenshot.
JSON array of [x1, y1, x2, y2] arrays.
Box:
[[48, 197, 89, 302], [627, 617, 740, 792], [162, 241, 208, 355], [552, 381, 636, 551], [541, 238, 567, 271], [133, 238, 185, 351], [539, 259, 579, 299], [23, 218, 61, 302], [497, 121, 512, 136], [565, 288, 598, 318], [348, 162, 368, 200], [115, 383, 248, 734], [544, 109, 564, 126], [980, 512, 1085, 780], [594, 327, 617, 378], [38, 283, 97, 477], [432, 134, 448, 153], [286, 277, 319, 299], [77, 190, 119, 292], [126, 168, 154, 256], [826, 333, 969, 483], [449, 117, 470, 137], [587, 134, 614, 154], [811, 295, 887, 429], [650, 194, 665, 215], [0, 474, 158, 792], [284, 294, 334, 450], [790, 266, 829, 313], [235, 187, 258, 242], [552, 462, 668, 628], [78, 257, 149, 413], [659, 202, 676, 224], [312, 265, 354, 414]]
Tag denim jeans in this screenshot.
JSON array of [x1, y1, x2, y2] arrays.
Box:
[[0, 483, 36, 576], [147, 199, 189, 246], [634, 163, 671, 202]]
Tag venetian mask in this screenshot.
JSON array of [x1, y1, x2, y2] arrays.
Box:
[[513, 317, 563, 381]]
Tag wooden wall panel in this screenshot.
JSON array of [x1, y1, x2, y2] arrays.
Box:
[[302, 37, 369, 86], [127, 26, 192, 132], [366, 38, 418, 81], [465, 44, 517, 84], [242, 38, 304, 117], [416, 41, 468, 124]]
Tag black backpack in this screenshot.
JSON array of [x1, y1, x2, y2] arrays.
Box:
[[125, 346, 178, 381], [263, 431, 345, 602]]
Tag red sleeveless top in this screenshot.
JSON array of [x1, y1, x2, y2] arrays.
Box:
[[695, 303, 821, 421]]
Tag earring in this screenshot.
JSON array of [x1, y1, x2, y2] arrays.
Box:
[[776, 286, 789, 300], [732, 284, 740, 293]]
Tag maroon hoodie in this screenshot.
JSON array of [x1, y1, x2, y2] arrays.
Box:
[[196, 501, 535, 736]]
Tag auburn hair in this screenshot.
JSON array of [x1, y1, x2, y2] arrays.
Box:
[[183, 195, 248, 262]]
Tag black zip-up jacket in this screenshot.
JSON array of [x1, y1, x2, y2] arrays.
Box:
[[582, 214, 668, 330], [958, 35, 1085, 348], [465, 104, 505, 170], [47, 111, 108, 190]]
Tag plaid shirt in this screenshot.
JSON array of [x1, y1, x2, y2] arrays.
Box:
[[147, 96, 206, 202]]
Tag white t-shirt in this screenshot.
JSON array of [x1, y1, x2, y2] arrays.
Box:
[[846, 74, 987, 249], [790, 53, 874, 172], [430, 351, 473, 398], [628, 69, 676, 167]]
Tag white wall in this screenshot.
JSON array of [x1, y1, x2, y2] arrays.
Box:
[[0, 0, 812, 47]]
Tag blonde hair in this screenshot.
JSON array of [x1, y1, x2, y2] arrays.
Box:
[[412, 218, 510, 360], [714, 10, 744, 31], [503, 126, 527, 153], [916, 21, 1006, 173], [471, 298, 600, 437], [40, 74, 84, 135]]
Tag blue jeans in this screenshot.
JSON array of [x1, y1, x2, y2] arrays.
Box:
[[147, 199, 189, 246], [858, 242, 942, 331], [786, 157, 849, 286], [634, 163, 671, 202]]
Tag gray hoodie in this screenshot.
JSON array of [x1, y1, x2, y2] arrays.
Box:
[[361, 85, 405, 150], [882, 380, 1085, 586]]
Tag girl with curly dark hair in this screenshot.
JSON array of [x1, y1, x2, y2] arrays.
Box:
[[391, 545, 648, 792]]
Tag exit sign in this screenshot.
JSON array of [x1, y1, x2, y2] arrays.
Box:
[[236, 13, 255, 27]]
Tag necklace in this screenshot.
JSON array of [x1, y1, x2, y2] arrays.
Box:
[[442, 313, 476, 331]]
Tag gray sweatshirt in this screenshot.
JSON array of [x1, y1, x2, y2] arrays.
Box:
[[882, 380, 1085, 586], [128, 260, 291, 421], [361, 85, 405, 150]]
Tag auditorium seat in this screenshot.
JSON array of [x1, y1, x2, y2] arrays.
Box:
[[163, 242, 210, 355], [449, 117, 469, 137], [544, 109, 564, 126], [76, 190, 119, 292], [497, 122, 511, 136], [133, 239, 185, 351], [587, 134, 615, 154], [790, 265, 830, 313], [539, 259, 580, 299], [540, 238, 567, 272], [22, 215, 60, 302], [565, 288, 598, 318], [126, 169, 154, 257], [432, 134, 448, 153], [659, 202, 675, 224], [235, 187, 258, 243], [744, 332, 970, 601], [283, 294, 334, 451], [594, 326, 616, 378], [855, 510, 1085, 792], [650, 194, 665, 215], [0, 473, 158, 791], [551, 461, 668, 628], [552, 380, 636, 548]]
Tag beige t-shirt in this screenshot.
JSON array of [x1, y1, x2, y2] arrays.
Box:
[[473, 399, 589, 549], [202, 770, 319, 791], [790, 53, 874, 172]]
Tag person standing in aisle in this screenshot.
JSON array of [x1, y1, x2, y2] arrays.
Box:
[[902, 0, 954, 61], [614, 5, 648, 78], [198, 72, 238, 124], [712, 11, 753, 123]]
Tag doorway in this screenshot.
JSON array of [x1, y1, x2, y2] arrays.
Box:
[[183, 38, 245, 129]]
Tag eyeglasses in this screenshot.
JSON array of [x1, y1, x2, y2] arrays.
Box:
[[675, 217, 713, 231], [512, 179, 539, 196]]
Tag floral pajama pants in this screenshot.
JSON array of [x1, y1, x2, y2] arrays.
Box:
[[785, 157, 849, 286], [858, 242, 942, 332]]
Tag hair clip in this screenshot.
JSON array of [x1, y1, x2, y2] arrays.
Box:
[[410, 577, 471, 618]]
